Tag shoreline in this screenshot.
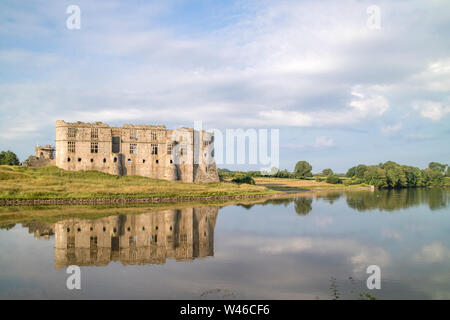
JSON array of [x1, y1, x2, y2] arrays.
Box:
[[0, 192, 285, 207]]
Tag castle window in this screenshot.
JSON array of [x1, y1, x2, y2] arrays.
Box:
[[203, 141, 209, 147], [103, 158, 106, 163], [112, 136, 120, 153], [156, 159, 159, 164], [151, 144, 158, 155], [68, 128, 76, 138], [90, 142, 98, 153], [128, 158, 131, 162], [91, 128, 98, 139], [167, 143, 173, 155], [142, 159, 146, 163], [90, 158, 94, 163], [113, 157, 117, 163], [129, 143, 137, 154], [68, 141, 75, 153], [150, 131, 157, 141], [78, 158, 81, 162], [130, 129, 137, 140], [211, 149, 214, 157], [170, 159, 173, 164], [67, 157, 71, 162]]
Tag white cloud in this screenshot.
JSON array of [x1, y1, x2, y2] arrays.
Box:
[[381, 123, 402, 134], [313, 136, 334, 148], [414, 101, 450, 121]]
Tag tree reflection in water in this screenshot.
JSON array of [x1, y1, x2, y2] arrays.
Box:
[[237, 188, 448, 215]]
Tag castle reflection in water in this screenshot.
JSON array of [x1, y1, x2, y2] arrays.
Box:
[[27, 207, 218, 269]]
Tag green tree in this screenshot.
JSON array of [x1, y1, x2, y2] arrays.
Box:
[[346, 166, 357, 178], [294, 161, 312, 178], [428, 162, 447, 174], [363, 166, 388, 188], [386, 166, 407, 188], [322, 168, 333, 176], [0, 150, 20, 165], [422, 168, 443, 186], [355, 164, 368, 179]]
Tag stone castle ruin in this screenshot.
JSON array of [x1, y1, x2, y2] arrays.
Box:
[[22, 144, 56, 167], [26, 120, 219, 183]]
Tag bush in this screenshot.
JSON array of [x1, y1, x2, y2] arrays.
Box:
[[231, 175, 255, 185], [343, 178, 362, 186], [326, 175, 341, 184]]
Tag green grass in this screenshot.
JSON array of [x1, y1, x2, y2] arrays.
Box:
[[0, 165, 279, 200]]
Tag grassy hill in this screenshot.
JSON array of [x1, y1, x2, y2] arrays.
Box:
[[0, 165, 277, 200]]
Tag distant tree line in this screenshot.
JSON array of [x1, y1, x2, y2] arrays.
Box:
[[346, 161, 448, 188], [219, 160, 449, 188]]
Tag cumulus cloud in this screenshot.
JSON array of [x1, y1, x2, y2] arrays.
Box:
[[414, 101, 450, 121], [381, 123, 402, 134]]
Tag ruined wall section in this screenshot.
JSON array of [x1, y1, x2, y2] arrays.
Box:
[[56, 121, 120, 175]]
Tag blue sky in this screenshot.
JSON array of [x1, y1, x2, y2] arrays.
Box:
[[0, 0, 449, 173]]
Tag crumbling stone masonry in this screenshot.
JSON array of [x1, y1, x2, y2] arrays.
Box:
[[22, 145, 56, 167], [54, 120, 219, 182]]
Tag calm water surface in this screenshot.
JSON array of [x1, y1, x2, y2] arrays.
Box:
[[0, 189, 449, 299]]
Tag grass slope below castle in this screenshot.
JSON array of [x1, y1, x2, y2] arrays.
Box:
[[0, 165, 280, 200], [0, 165, 381, 200]]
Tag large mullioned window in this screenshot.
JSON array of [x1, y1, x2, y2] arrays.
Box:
[[68, 128, 76, 138], [130, 143, 137, 154], [151, 144, 158, 155], [90, 142, 98, 153], [68, 141, 76, 153], [91, 128, 98, 139]]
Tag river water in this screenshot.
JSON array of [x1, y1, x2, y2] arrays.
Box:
[[0, 188, 449, 299]]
